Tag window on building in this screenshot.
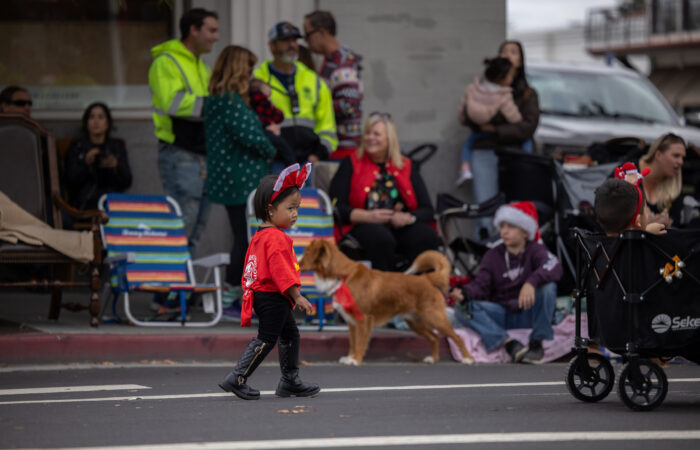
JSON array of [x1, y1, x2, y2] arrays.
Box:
[[0, 0, 174, 112], [685, 0, 700, 30], [652, 0, 681, 33]]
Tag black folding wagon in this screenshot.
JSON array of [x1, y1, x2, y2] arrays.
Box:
[[566, 228, 700, 411]]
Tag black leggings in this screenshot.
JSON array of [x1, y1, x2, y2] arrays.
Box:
[[348, 222, 440, 271], [224, 204, 248, 286], [253, 291, 299, 346]]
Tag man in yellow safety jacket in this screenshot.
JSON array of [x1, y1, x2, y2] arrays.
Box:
[[253, 22, 337, 165], [148, 8, 219, 252]]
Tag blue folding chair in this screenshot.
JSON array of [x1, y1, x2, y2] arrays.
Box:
[[247, 187, 335, 329], [98, 193, 228, 327]]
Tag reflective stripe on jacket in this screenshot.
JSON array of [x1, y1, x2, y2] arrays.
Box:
[[253, 61, 338, 154], [149, 39, 211, 145]]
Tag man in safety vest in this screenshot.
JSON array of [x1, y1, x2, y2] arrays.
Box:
[[148, 8, 219, 253], [253, 22, 337, 165]]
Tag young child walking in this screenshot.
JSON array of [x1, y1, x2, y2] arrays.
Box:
[[219, 163, 320, 400], [456, 57, 522, 185]]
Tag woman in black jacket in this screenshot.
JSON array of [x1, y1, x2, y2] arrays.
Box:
[[466, 40, 540, 239], [65, 102, 132, 211]]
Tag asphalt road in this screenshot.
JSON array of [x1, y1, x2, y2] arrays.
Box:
[[1, 361, 699, 449]]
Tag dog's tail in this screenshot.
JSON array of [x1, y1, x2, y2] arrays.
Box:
[[404, 250, 451, 294]]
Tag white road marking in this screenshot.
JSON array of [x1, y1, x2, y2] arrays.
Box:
[[30, 430, 700, 449], [1, 378, 699, 406], [0, 384, 150, 396]]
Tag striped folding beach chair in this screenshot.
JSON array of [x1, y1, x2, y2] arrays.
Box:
[[247, 187, 336, 329], [99, 193, 228, 327]]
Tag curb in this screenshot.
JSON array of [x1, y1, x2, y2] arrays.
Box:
[[0, 332, 454, 364]]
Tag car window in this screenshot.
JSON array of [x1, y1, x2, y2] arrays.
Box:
[[528, 68, 677, 125]]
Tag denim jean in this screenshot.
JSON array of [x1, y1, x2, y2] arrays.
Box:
[[461, 133, 533, 165], [453, 282, 557, 352], [460, 132, 485, 165], [470, 139, 533, 238], [157, 142, 211, 254], [471, 148, 499, 238]]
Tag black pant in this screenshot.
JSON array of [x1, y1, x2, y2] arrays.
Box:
[[254, 291, 299, 346], [225, 204, 248, 286], [348, 222, 440, 271]]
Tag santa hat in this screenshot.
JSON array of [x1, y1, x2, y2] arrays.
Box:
[[271, 162, 312, 202], [614, 162, 650, 187], [493, 201, 540, 241]]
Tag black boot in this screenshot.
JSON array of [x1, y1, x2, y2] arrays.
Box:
[[275, 337, 320, 397], [219, 338, 272, 400]]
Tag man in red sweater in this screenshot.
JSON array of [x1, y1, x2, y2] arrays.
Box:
[[303, 10, 363, 159]]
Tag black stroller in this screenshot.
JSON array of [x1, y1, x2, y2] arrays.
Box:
[[435, 139, 647, 280], [566, 228, 700, 411], [435, 191, 505, 276]]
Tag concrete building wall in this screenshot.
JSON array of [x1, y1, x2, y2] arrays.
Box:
[[40, 0, 505, 259]]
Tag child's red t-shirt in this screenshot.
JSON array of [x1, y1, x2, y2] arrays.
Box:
[[240, 227, 300, 326]]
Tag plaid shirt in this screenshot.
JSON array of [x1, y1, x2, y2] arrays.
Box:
[[249, 90, 284, 127]]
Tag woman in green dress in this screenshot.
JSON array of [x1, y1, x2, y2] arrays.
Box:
[[205, 45, 275, 312]]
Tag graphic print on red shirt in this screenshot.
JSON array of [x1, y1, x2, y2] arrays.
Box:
[[240, 227, 300, 326]]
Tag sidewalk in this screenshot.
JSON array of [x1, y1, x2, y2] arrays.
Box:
[[0, 290, 452, 365]]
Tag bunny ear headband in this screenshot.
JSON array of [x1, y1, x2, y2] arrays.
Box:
[[614, 162, 650, 227], [270, 163, 312, 203]]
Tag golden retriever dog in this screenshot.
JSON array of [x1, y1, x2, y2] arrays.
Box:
[[299, 239, 474, 365]]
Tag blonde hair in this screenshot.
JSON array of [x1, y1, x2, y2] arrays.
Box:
[[357, 113, 404, 168], [208, 45, 257, 105], [641, 133, 685, 213]]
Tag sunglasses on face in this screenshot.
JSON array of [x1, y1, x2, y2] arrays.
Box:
[[303, 29, 320, 40], [369, 111, 392, 120], [11, 99, 32, 107]]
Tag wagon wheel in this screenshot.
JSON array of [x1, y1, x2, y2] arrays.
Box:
[[565, 352, 615, 403], [617, 358, 668, 411]]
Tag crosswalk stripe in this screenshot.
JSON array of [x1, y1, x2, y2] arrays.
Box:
[[0, 384, 150, 396], [30, 430, 700, 449], [1, 378, 698, 406]]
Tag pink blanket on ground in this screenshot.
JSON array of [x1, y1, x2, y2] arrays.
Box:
[[447, 313, 589, 363]]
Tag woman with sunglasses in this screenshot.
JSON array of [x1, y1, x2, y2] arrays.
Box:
[[0, 86, 32, 118], [329, 112, 440, 271]]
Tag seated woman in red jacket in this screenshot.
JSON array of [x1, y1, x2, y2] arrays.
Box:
[[329, 112, 440, 271]]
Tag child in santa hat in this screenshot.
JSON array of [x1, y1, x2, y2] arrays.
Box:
[[449, 201, 563, 364]]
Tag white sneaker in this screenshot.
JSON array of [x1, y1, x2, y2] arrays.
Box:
[[455, 168, 473, 186]]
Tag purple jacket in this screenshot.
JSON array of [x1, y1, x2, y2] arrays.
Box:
[[463, 241, 562, 311]]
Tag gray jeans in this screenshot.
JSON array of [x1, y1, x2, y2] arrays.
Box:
[[157, 142, 211, 254], [471, 149, 499, 239]]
